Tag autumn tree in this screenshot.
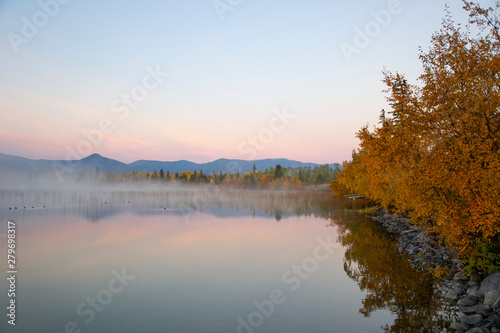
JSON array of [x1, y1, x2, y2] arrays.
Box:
[[178, 171, 192, 182], [332, 2, 500, 273]]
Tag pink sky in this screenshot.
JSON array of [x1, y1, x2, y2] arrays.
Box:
[[0, 0, 473, 164]]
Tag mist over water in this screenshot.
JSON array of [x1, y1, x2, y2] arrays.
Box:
[[0, 178, 345, 221]]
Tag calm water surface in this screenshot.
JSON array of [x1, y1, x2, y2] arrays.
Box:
[[0, 189, 449, 332]]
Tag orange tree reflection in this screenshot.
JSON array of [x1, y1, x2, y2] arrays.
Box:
[[332, 214, 451, 332]]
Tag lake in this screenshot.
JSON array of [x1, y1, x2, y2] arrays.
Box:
[[0, 188, 449, 332]]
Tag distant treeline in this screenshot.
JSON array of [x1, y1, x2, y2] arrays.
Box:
[[83, 164, 340, 189], [330, 2, 500, 273]]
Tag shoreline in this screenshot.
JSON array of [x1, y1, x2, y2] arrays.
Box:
[[369, 210, 500, 332]]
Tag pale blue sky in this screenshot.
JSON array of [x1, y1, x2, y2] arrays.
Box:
[[0, 0, 491, 163]]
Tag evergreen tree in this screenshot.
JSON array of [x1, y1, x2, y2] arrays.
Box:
[[275, 164, 283, 179]]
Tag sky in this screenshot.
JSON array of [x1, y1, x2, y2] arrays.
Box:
[[0, 0, 493, 164]]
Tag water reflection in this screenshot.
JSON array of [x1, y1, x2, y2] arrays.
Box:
[[332, 214, 451, 332], [0, 188, 450, 332]]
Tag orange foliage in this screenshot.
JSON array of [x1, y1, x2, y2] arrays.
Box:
[[332, 2, 500, 272]]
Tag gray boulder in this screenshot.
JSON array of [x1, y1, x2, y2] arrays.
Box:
[[472, 304, 491, 317], [464, 313, 483, 325], [450, 320, 468, 331], [458, 297, 478, 307], [468, 285, 481, 301], [464, 328, 484, 333], [484, 290, 500, 306], [444, 289, 459, 302], [460, 314, 483, 325], [479, 273, 500, 297]]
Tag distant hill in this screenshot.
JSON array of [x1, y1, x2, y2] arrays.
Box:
[[0, 152, 339, 176]]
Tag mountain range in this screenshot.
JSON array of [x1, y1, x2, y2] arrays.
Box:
[[0, 152, 338, 176]]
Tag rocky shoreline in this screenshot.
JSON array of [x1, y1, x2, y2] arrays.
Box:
[[371, 210, 500, 332]]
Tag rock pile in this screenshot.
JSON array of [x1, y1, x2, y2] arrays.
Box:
[[372, 211, 456, 271], [438, 272, 500, 332], [371, 210, 500, 332]]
